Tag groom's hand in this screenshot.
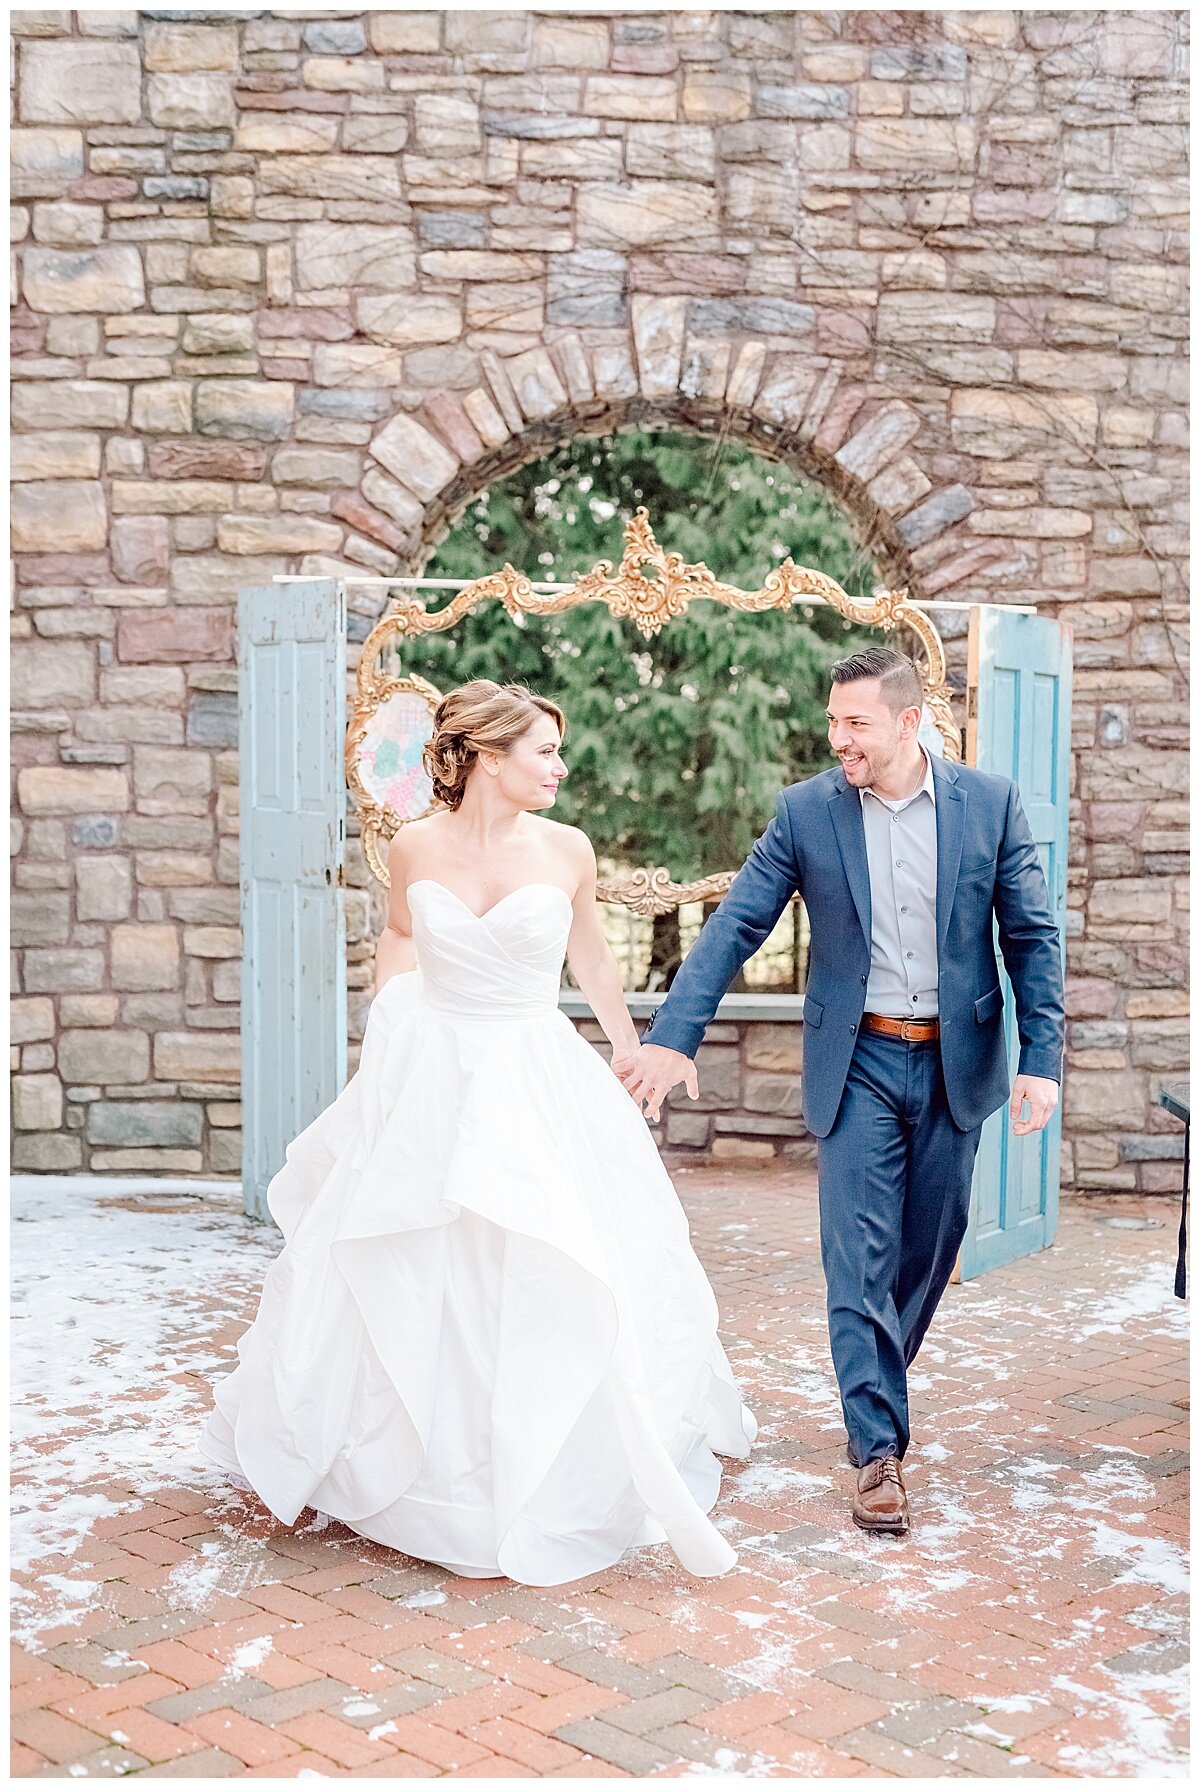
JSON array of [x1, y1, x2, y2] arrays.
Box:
[[1009, 1074, 1059, 1136], [621, 1044, 699, 1122]]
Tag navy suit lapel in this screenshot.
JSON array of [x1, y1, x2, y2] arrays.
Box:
[[827, 772, 872, 955], [933, 756, 965, 958]]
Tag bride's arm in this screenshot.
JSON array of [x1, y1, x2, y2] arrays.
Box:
[[563, 832, 641, 1066], [373, 832, 419, 994]]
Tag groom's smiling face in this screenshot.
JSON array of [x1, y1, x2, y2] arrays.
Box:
[[826, 677, 911, 788]]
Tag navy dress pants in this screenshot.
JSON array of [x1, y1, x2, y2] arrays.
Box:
[[816, 1029, 984, 1466]]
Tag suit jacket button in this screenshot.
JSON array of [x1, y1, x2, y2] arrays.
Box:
[[849, 1023, 856, 1033]]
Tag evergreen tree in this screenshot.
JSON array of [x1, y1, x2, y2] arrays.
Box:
[[409, 430, 882, 886]]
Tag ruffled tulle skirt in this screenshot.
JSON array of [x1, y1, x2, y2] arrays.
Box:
[[199, 969, 756, 1585]]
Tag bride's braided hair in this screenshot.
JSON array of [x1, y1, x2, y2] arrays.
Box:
[[423, 680, 566, 811]]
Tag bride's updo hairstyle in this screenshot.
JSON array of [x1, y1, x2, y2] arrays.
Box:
[[423, 680, 566, 812]]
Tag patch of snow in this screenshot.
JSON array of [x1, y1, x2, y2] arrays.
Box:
[[227, 1633, 274, 1678], [1088, 1526, 1190, 1597], [10, 1176, 281, 1646]]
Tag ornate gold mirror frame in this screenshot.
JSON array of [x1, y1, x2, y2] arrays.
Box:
[[346, 508, 959, 911]]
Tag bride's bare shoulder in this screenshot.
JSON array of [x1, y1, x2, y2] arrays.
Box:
[[387, 812, 448, 871], [531, 815, 596, 873]]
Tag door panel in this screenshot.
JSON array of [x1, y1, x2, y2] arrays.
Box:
[[960, 608, 1072, 1279], [239, 582, 346, 1221]]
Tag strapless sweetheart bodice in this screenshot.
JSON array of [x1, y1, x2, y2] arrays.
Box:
[[407, 879, 572, 1020]]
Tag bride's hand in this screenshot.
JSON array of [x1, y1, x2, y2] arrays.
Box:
[[610, 1047, 641, 1089]]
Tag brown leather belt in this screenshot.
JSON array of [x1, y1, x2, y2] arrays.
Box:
[[861, 1013, 940, 1043]]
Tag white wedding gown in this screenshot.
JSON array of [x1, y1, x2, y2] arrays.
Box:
[[199, 879, 756, 1586]]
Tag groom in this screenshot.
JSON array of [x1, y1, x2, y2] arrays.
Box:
[[619, 646, 1065, 1536]]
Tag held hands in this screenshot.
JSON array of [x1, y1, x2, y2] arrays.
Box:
[[1010, 1074, 1059, 1136], [613, 1043, 698, 1121]]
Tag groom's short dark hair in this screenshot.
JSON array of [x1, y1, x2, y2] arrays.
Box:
[[830, 646, 923, 716]]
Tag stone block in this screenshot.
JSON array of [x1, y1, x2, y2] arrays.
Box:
[[1063, 1069, 1146, 1132], [195, 380, 294, 442], [31, 200, 104, 248], [11, 997, 55, 1044], [11, 1132, 82, 1170], [585, 76, 677, 122], [12, 480, 107, 553], [414, 94, 482, 155], [877, 291, 995, 344], [868, 456, 932, 515], [12, 379, 128, 430], [192, 245, 261, 289], [154, 1030, 240, 1082], [87, 1101, 204, 1147], [117, 607, 232, 665], [11, 890, 70, 946], [59, 1027, 150, 1084], [146, 74, 236, 132], [11, 431, 102, 482], [835, 402, 922, 483], [692, 1045, 742, 1112], [236, 112, 341, 155], [950, 388, 1098, 459], [76, 855, 133, 921], [682, 70, 752, 125], [631, 295, 685, 399], [23, 948, 104, 992], [271, 446, 363, 489], [12, 1073, 63, 1130], [896, 485, 975, 549], [112, 516, 170, 586], [744, 1022, 803, 1073], [17, 765, 129, 815], [759, 83, 850, 121], [369, 412, 459, 502], [577, 182, 720, 249], [857, 117, 976, 171], [666, 1111, 712, 1148], [19, 39, 142, 125], [22, 245, 145, 313], [111, 924, 180, 992], [216, 514, 344, 555], [711, 1137, 775, 1164], [133, 746, 212, 804], [368, 12, 441, 54], [505, 346, 567, 420], [11, 127, 85, 197], [131, 382, 194, 435], [312, 342, 406, 388], [11, 638, 95, 709], [294, 222, 416, 292], [356, 293, 463, 346], [533, 17, 609, 69], [144, 22, 239, 72]]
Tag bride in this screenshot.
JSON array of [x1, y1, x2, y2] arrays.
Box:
[[200, 679, 756, 1585]]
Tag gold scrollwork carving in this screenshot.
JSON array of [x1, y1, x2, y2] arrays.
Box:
[[348, 509, 959, 897]]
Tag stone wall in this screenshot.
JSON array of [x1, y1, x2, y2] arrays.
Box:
[[10, 9, 1190, 1192]]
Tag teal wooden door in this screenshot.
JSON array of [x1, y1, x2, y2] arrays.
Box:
[[959, 609, 1072, 1279], [239, 582, 346, 1222]]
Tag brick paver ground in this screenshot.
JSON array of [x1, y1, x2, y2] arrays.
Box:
[[11, 1169, 1189, 1778]]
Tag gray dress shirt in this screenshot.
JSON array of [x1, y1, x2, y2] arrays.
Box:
[[859, 747, 939, 1018]]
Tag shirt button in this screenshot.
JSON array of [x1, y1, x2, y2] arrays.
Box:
[[895, 860, 903, 868], [906, 950, 914, 959]]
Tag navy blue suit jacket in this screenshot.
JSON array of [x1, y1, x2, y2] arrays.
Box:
[[643, 755, 1065, 1138]]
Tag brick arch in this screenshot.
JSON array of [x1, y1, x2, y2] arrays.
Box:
[[327, 333, 979, 618]]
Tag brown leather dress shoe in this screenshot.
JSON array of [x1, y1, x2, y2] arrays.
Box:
[[852, 1455, 909, 1535]]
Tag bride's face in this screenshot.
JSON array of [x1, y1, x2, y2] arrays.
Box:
[[486, 713, 568, 810]]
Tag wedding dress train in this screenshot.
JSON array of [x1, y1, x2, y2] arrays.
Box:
[[199, 879, 756, 1585]]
